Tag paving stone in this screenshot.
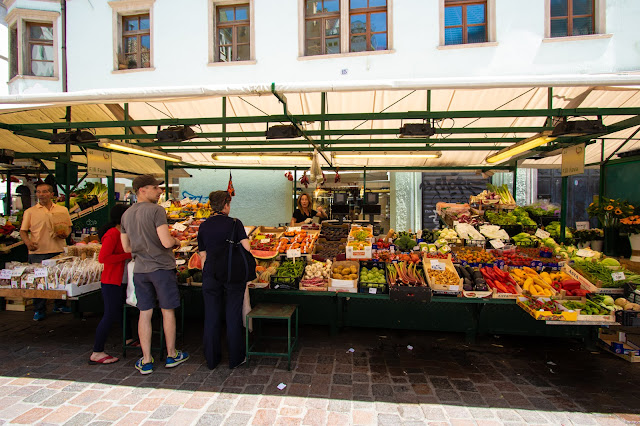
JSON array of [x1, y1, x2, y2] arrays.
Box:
[[150, 405, 179, 420], [223, 413, 252, 425], [11, 407, 54, 424], [196, 413, 224, 426], [377, 413, 402, 425], [63, 412, 97, 426], [352, 409, 375, 425], [23, 388, 58, 403]]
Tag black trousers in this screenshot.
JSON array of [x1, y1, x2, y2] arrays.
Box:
[[202, 276, 246, 369]]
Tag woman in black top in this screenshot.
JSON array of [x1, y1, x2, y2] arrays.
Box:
[[197, 191, 251, 369], [290, 193, 327, 226]]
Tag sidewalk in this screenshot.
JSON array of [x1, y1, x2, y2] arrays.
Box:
[[0, 308, 639, 425]]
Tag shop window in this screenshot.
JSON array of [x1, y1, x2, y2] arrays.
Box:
[[349, 0, 387, 52], [5, 8, 59, 81], [216, 4, 251, 62], [550, 0, 595, 37], [305, 0, 340, 56], [444, 0, 487, 46], [109, 0, 155, 72]]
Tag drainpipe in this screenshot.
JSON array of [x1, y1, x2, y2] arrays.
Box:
[[61, 0, 68, 94]]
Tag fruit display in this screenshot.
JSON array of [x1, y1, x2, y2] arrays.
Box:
[[166, 200, 212, 220], [313, 239, 346, 261], [169, 218, 203, 243], [510, 267, 556, 297], [455, 265, 488, 292], [389, 261, 427, 286], [549, 272, 591, 297], [250, 230, 281, 259], [270, 259, 306, 289], [276, 229, 318, 254], [349, 225, 372, 241], [453, 247, 496, 265], [319, 224, 349, 241], [614, 297, 640, 312], [253, 260, 280, 285], [560, 300, 610, 316], [519, 296, 563, 314], [332, 262, 359, 280]]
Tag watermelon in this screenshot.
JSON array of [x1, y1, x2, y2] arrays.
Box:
[[188, 253, 202, 269], [251, 249, 278, 259]]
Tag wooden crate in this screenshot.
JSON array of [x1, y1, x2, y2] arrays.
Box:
[[5, 297, 32, 312]]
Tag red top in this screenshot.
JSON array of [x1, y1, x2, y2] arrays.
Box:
[[99, 227, 132, 285]]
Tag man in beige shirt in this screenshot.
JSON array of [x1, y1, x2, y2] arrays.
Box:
[[20, 182, 73, 321]]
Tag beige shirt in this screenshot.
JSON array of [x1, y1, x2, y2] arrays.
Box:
[[20, 203, 72, 254]]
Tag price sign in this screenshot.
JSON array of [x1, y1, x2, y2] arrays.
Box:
[[176, 259, 186, 266], [10, 231, 20, 239], [8, 216, 16, 223], [161, 201, 172, 208], [449, 285, 460, 291], [172, 223, 187, 232], [489, 239, 505, 249], [430, 260, 445, 271], [0, 269, 12, 279], [575, 221, 590, 230], [612, 272, 626, 281], [34, 268, 48, 278], [177, 245, 193, 253], [535, 229, 550, 239], [0, 218, 6, 226], [288, 227, 302, 232], [24, 274, 35, 284], [261, 239, 270, 244], [576, 249, 595, 258], [287, 248, 301, 258], [368, 287, 377, 294], [11, 266, 26, 277], [453, 221, 459, 226], [180, 198, 191, 206]]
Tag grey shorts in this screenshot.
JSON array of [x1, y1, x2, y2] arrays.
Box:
[[133, 269, 180, 311]]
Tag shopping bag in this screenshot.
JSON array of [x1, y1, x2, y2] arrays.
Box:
[[242, 283, 253, 332], [126, 261, 137, 307]]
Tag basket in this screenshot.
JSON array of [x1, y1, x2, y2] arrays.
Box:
[[624, 283, 640, 304]]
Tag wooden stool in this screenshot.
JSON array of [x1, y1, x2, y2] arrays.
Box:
[[246, 303, 299, 370]]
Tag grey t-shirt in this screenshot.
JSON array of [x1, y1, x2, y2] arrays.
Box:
[[121, 202, 175, 273]]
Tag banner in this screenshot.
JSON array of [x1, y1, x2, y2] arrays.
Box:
[[87, 149, 112, 177]]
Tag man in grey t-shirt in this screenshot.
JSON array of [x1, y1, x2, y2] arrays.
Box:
[[121, 175, 189, 375]]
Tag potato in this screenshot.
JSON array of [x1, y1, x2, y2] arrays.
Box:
[[350, 266, 357, 274], [333, 273, 343, 279], [333, 267, 343, 274], [349, 273, 357, 280]]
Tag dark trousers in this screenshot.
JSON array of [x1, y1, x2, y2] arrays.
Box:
[[202, 277, 246, 369], [93, 283, 133, 352], [29, 252, 66, 314]]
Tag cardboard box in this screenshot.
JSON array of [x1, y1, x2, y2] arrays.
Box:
[[346, 244, 372, 260], [424, 254, 462, 295], [516, 296, 578, 321]]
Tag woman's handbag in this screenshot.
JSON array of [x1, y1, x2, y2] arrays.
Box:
[[126, 261, 137, 307], [212, 218, 257, 284]]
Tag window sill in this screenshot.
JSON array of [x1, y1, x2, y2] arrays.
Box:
[[207, 60, 257, 67], [298, 49, 395, 61], [8, 75, 59, 84], [437, 42, 498, 50], [542, 33, 613, 43], [112, 67, 156, 74]]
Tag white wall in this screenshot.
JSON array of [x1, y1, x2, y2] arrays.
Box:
[[5, 0, 640, 94]]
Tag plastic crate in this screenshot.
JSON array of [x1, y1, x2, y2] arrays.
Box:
[[389, 285, 432, 302], [358, 261, 388, 294], [624, 283, 640, 304], [500, 224, 523, 238], [615, 310, 640, 327], [269, 258, 306, 290]]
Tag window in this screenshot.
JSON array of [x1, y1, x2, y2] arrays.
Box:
[[27, 23, 54, 77], [444, 0, 487, 45], [109, 0, 155, 72], [5, 8, 59, 80], [305, 0, 340, 56], [216, 4, 250, 62], [550, 0, 595, 37], [122, 14, 150, 69], [349, 0, 387, 52]]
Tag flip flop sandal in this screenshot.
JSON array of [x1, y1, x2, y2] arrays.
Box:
[[126, 339, 141, 347], [88, 355, 119, 365]]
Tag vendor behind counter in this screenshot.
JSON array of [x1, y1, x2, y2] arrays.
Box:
[[290, 193, 327, 226]]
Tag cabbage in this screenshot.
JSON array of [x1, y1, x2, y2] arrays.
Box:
[[600, 258, 620, 267]]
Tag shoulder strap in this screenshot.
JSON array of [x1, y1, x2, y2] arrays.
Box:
[[226, 218, 251, 284]]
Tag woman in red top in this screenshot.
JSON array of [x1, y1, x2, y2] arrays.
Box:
[[90, 204, 134, 364]]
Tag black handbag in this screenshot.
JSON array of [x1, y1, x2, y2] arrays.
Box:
[[212, 218, 257, 284]]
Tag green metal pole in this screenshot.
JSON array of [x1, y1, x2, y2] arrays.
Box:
[[560, 176, 568, 242], [222, 97, 227, 146], [6, 172, 11, 215], [124, 103, 129, 142], [165, 162, 170, 201], [293, 167, 297, 213], [599, 139, 605, 202], [107, 169, 115, 214], [512, 166, 517, 204], [320, 93, 326, 150], [363, 166, 367, 204], [64, 141, 71, 210]]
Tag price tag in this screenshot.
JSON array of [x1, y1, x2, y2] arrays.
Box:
[[449, 285, 460, 291], [176, 259, 186, 266], [612, 272, 626, 281], [24, 274, 35, 284], [430, 260, 445, 271], [368, 287, 377, 294], [288, 227, 302, 232], [34, 268, 48, 278], [7, 216, 16, 223], [535, 229, 550, 239], [177, 245, 193, 253], [11, 266, 26, 277], [180, 198, 191, 206], [0, 218, 6, 226], [172, 223, 187, 232], [261, 239, 270, 244], [453, 221, 459, 226], [161, 201, 172, 208], [0, 269, 12, 279], [576, 249, 595, 258], [412, 246, 420, 251], [10, 231, 20, 239], [287, 248, 301, 258], [575, 221, 590, 230], [489, 239, 505, 249]]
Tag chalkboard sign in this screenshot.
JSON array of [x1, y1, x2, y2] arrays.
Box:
[[421, 173, 490, 230]]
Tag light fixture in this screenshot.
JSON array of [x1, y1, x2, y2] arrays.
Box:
[[50, 129, 99, 144], [156, 125, 197, 142], [212, 154, 312, 162], [399, 121, 435, 138], [551, 117, 604, 137], [0, 149, 15, 165], [98, 141, 182, 162], [485, 133, 557, 164], [335, 152, 442, 159], [265, 125, 303, 139]]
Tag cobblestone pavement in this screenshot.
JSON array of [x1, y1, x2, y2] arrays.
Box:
[[0, 308, 639, 425]]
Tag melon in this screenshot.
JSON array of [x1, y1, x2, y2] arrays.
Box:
[[250, 249, 278, 259], [188, 253, 202, 269]]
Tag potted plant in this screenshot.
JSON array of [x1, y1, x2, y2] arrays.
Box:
[[620, 215, 640, 262], [587, 197, 634, 257], [127, 58, 137, 69]]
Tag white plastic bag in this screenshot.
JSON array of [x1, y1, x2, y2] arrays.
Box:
[[242, 283, 253, 332], [126, 261, 137, 307]]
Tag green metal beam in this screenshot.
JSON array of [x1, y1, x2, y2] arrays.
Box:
[[6, 107, 640, 130]]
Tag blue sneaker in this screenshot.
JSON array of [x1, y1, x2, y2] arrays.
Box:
[[33, 311, 45, 321], [135, 357, 154, 375], [165, 350, 189, 368], [53, 306, 72, 314]]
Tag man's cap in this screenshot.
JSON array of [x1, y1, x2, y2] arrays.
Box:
[[132, 174, 164, 191]]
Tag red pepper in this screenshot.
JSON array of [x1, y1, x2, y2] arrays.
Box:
[[493, 265, 508, 280]]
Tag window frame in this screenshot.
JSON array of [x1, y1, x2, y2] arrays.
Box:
[[545, 0, 606, 40], [5, 8, 59, 81], [443, 0, 488, 46], [348, 1, 388, 53], [108, 0, 155, 73], [438, 0, 495, 49], [215, 4, 251, 62], [304, 0, 341, 56], [209, 0, 256, 65], [121, 14, 151, 69], [298, 0, 393, 59]]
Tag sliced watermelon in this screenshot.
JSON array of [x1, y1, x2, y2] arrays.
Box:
[[251, 249, 278, 259]]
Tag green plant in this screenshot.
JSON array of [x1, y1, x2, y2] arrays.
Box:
[[587, 197, 634, 228]]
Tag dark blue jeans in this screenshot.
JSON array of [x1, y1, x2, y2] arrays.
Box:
[[30, 252, 65, 314], [93, 283, 132, 352]]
